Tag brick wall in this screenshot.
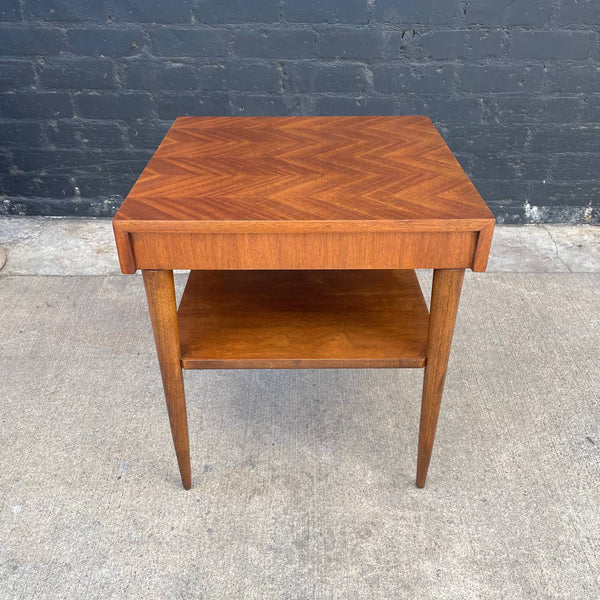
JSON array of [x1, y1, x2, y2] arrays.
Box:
[[0, 0, 598, 223]]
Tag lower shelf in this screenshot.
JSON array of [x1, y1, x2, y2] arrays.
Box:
[[178, 269, 429, 369]]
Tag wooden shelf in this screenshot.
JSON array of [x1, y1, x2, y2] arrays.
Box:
[[178, 269, 429, 369]]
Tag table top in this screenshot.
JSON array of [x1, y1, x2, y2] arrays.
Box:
[[114, 116, 493, 232]]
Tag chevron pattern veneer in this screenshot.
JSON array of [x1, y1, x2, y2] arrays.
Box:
[[115, 115, 492, 224]]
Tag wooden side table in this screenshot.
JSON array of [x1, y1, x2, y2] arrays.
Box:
[[113, 116, 495, 490]]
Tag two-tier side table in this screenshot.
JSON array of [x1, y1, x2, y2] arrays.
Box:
[[113, 116, 495, 490]]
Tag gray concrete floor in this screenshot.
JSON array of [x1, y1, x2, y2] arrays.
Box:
[[0, 217, 598, 599]]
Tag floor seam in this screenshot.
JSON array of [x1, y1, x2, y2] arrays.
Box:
[[542, 224, 573, 273]]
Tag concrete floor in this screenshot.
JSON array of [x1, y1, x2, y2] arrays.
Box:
[[0, 218, 598, 599]]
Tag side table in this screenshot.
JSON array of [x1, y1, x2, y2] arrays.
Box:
[[113, 116, 495, 489]]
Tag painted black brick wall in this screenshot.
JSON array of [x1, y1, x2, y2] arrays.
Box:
[[1, 0, 599, 223]]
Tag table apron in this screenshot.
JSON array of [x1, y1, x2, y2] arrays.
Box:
[[128, 230, 478, 270]]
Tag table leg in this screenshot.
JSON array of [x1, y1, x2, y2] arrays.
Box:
[[142, 269, 192, 490], [416, 268, 465, 488]]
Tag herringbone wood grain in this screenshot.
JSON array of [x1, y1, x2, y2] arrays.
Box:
[[114, 116, 493, 225], [113, 116, 495, 273]]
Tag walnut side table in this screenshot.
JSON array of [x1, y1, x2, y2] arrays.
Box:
[[113, 116, 495, 490]]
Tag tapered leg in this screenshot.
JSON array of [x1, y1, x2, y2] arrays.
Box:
[[143, 269, 192, 489], [416, 268, 465, 488]]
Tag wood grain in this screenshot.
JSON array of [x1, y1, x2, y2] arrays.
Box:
[[178, 269, 429, 369], [130, 231, 478, 271], [115, 116, 492, 224], [113, 116, 495, 273], [142, 269, 192, 489], [416, 268, 465, 488]]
